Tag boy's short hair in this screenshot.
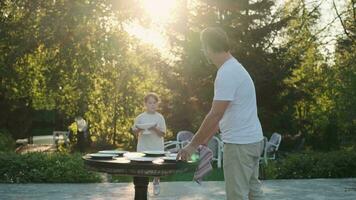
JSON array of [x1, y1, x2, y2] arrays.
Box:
[[144, 92, 160, 103], [200, 27, 230, 53]]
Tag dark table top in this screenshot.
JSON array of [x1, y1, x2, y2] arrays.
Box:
[[83, 155, 197, 177]]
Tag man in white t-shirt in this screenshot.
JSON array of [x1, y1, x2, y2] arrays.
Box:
[[177, 27, 264, 200]]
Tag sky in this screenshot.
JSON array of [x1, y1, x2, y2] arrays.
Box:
[[305, 0, 348, 56]]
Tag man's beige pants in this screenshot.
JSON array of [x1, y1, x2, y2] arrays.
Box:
[[223, 140, 264, 200]]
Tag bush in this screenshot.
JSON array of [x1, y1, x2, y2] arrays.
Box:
[[0, 152, 102, 183], [264, 149, 356, 179], [0, 129, 15, 152]]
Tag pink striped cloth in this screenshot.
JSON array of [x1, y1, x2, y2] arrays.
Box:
[[193, 145, 213, 184]]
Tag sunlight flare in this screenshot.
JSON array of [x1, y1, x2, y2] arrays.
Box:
[[141, 0, 177, 24]]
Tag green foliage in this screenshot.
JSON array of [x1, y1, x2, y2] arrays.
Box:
[[276, 1, 326, 137], [330, 1, 356, 146], [0, 152, 101, 183], [0, 129, 15, 152], [160, 164, 225, 182], [161, 0, 293, 133], [0, 0, 166, 148], [264, 150, 356, 179], [270, 0, 355, 149], [110, 175, 133, 183], [0, 0, 354, 151]]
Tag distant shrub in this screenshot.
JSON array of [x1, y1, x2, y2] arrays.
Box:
[[0, 129, 15, 152], [0, 152, 101, 183], [264, 150, 356, 179]]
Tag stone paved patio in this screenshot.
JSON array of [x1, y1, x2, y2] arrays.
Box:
[[1, 178, 355, 200]]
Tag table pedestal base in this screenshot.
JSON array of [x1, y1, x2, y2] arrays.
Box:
[[133, 177, 149, 200]]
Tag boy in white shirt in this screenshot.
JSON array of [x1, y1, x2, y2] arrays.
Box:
[[132, 92, 166, 195]]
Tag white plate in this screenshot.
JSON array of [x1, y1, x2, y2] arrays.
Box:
[[143, 151, 168, 155], [167, 153, 178, 157], [129, 157, 158, 162], [136, 123, 156, 130], [143, 151, 169, 157], [123, 152, 146, 159], [152, 158, 165, 164], [162, 156, 177, 161], [113, 157, 131, 164], [98, 150, 128, 155]]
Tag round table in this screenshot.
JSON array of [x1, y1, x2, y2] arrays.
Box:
[[82, 155, 196, 200]]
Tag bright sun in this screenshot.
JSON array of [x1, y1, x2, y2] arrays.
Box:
[[125, 0, 178, 58], [141, 0, 177, 23]]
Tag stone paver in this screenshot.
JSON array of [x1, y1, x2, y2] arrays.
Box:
[[1, 179, 355, 200]]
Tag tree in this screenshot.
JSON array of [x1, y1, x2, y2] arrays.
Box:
[[0, 0, 167, 150], [331, 0, 356, 146], [158, 0, 293, 134]]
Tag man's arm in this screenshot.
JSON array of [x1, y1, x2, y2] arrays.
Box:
[[177, 100, 230, 160], [190, 100, 229, 147]]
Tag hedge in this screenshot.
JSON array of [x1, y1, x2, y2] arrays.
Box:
[[264, 149, 356, 179], [0, 152, 101, 183]]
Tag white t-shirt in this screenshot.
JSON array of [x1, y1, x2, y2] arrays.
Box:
[[132, 112, 166, 151], [214, 57, 263, 144]]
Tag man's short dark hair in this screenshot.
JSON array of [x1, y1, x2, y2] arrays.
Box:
[[200, 27, 230, 53]]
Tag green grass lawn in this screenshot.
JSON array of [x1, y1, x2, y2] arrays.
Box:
[[110, 164, 224, 183]]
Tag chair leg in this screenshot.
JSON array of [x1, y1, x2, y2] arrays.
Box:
[[217, 158, 221, 168], [259, 164, 265, 180], [218, 145, 222, 168]]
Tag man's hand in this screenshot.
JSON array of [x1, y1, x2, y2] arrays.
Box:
[[176, 143, 197, 161], [176, 100, 229, 161]]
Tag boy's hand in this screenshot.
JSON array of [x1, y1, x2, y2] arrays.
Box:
[[149, 124, 165, 137], [132, 125, 143, 137], [134, 125, 144, 131], [148, 124, 158, 131]]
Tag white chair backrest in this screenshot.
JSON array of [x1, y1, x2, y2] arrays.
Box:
[[267, 133, 282, 152], [207, 136, 220, 158], [261, 136, 268, 155], [176, 131, 194, 143]]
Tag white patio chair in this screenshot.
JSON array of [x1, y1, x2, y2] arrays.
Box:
[[207, 136, 223, 168], [260, 132, 282, 165], [164, 140, 180, 153], [164, 130, 194, 153], [53, 131, 70, 147], [177, 130, 194, 148]]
